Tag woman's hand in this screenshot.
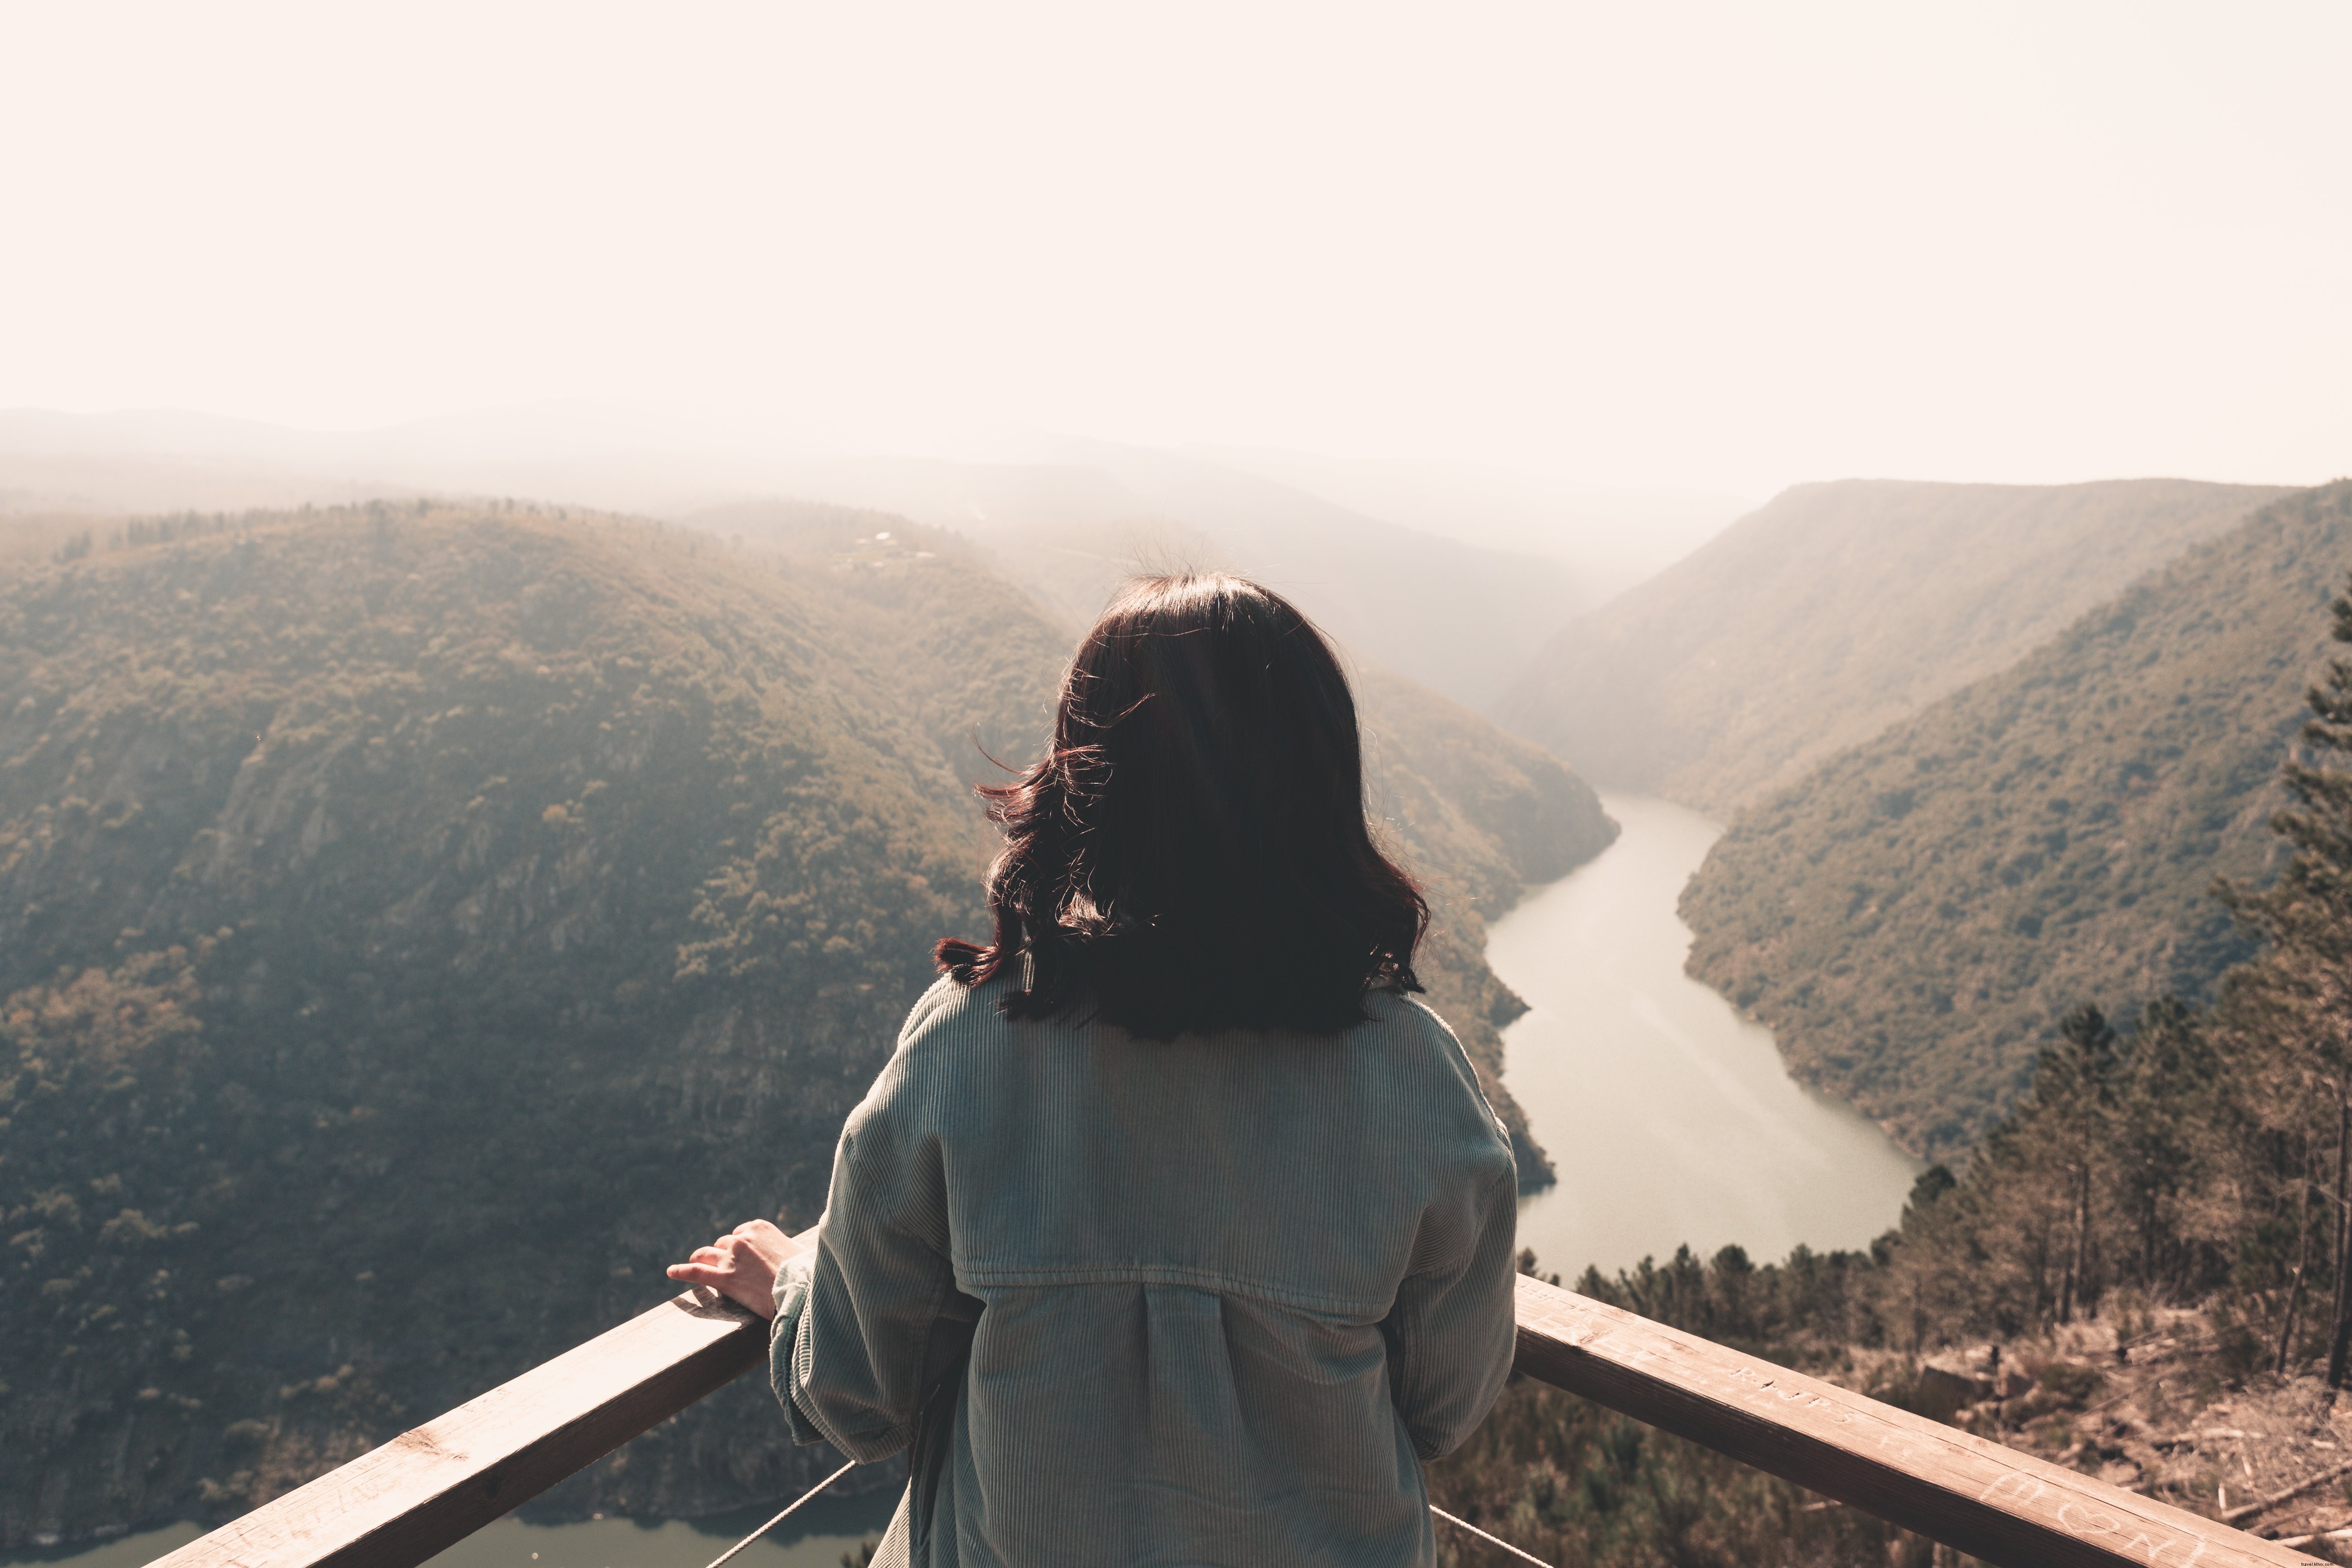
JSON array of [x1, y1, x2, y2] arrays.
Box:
[[666, 1219, 803, 1320]]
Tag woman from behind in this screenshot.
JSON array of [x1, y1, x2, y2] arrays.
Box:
[[671, 574, 1518, 1567]]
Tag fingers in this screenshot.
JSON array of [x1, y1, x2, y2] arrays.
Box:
[[672, 1238, 740, 1279], [669, 1226, 791, 1287], [664, 1261, 778, 1319]]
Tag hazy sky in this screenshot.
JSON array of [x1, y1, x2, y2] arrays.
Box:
[[4, 2, 2346, 493]]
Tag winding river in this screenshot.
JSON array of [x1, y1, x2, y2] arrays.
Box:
[[1493, 794, 1922, 1278]]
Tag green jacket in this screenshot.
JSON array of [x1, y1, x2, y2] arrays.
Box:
[[771, 973, 1518, 1567]]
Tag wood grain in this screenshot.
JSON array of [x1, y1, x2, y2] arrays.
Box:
[[1512, 1275, 2322, 1568]]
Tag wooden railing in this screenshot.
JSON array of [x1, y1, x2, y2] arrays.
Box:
[[152, 1263, 2323, 1568]]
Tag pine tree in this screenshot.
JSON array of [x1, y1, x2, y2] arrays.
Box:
[[2215, 571, 2352, 1389], [2108, 997, 2223, 1306], [2041, 1004, 2118, 1324]]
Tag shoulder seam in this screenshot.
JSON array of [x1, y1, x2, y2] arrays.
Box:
[[898, 973, 967, 1042], [1395, 997, 1514, 1158]]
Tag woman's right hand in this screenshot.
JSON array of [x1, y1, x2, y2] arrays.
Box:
[[666, 1219, 803, 1320]]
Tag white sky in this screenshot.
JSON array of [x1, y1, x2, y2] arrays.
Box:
[[2, 1, 2346, 494]]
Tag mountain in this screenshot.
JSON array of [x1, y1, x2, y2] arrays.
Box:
[[0, 501, 1612, 1545], [1498, 479, 2291, 815], [1677, 480, 2352, 1159], [0, 502, 1038, 1541], [1182, 444, 1749, 604], [0, 410, 1591, 713]]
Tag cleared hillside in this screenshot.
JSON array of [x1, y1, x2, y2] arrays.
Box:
[[0, 502, 1612, 1546], [1679, 481, 2352, 1159], [1499, 478, 2288, 814]]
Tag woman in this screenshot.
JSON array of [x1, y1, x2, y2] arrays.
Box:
[[670, 574, 1518, 1567]]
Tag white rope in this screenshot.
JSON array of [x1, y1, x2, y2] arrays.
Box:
[[698, 1457, 858, 1568], [693, 1457, 1549, 1566], [1432, 1505, 1557, 1566]]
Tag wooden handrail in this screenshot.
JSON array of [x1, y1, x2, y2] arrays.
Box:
[[1511, 1275, 2318, 1568], [146, 1232, 801, 1568], [149, 1270, 2320, 1568]]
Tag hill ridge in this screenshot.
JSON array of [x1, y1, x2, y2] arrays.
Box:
[[1499, 476, 2290, 814]]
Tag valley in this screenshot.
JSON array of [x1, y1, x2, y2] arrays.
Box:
[[11, 457, 2352, 1565], [12, 15, 2346, 1564]]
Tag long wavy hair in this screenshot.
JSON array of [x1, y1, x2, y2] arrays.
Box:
[[936, 573, 1428, 1038]]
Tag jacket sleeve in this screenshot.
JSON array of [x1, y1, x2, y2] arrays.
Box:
[[768, 1035, 978, 1462], [1383, 1166, 1519, 1461]]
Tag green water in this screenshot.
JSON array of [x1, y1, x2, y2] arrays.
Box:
[[10, 1488, 900, 1568], [0, 1526, 207, 1568]]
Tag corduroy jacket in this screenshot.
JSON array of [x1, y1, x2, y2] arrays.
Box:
[[769, 972, 1519, 1567]]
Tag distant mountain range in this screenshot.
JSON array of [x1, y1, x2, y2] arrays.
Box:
[[1679, 481, 2352, 1158], [1499, 479, 2291, 814], [0, 500, 1613, 1545], [0, 407, 1738, 711]]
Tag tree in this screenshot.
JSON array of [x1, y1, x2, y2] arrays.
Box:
[[2214, 572, 2352, 1390], [2040, 1004, 2118, 1324]]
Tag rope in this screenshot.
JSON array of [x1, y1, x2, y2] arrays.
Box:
[[1432, 1505, 1557, 1566], [697, 1457, 858, 1568], [690, 1457, 1552, 1566]]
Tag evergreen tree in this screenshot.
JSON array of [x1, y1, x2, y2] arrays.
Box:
[[2105, 998, 2227, 1307], [2215, 571, 2352, 1389], [2041, 1004, 2118, 1324]]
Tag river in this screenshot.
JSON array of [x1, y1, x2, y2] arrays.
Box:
[[1494, 793, 1922, 1277], [24, 792, 1918, 1567], [3, 1490, 901, 1568]]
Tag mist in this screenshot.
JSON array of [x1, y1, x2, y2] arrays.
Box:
[[4, 1, 2347, 501]]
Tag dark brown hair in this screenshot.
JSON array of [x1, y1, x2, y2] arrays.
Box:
[[937, 573, 1428, 1038]]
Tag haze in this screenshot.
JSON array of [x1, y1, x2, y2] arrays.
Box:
[[3, 1, 2345, 498]]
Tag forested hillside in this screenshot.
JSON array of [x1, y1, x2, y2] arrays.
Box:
[[0, 501, 1614, 1547], [1500, 479, 2286, 814], [1435, 571, 2352, 1557], [1680, 481, 2352, 1158]]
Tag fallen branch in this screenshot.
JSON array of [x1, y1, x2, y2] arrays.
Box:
[[2272, 1528, 2352, 1550], [2222, 1458, 2352, 1525]]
